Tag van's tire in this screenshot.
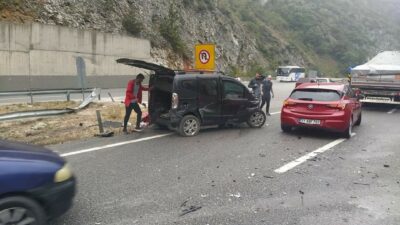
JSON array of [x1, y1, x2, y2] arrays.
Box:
[[342, 117, 353, 139], [0, 196, 46, 225], [178, 115, 201, 137], [354, 113, 362, 126], [281, 124, 292, 133], [247, 110, 266, 128]]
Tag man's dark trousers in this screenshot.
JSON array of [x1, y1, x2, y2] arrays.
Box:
[[124, 102, 142, 130], [260, 94, 271, 114]]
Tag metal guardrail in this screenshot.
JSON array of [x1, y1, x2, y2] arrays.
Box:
[[0, 89, 100, 104]]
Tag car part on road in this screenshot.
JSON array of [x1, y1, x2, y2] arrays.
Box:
[[179, 205, 202, 217], [179, 115, 201, 137], [0, 196, 46, 225], [247, 110, 266, 128], [0, 88, 100, 122]]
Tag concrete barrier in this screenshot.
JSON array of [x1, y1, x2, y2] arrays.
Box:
[[0, 22, 151, 91]]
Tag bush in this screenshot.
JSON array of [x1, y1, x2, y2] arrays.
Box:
[[122, 11, 143, 37], [0, 0, 22, 10], [160, 2, 188, 58]]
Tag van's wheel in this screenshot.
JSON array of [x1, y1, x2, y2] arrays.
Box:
[[354, 112, 362, 126], [281, 124, 292, 133], [179, 115, 201, 137], [342, 117, 353, 139], [247, 110, 266, 128], [0, 196, 46, 225]]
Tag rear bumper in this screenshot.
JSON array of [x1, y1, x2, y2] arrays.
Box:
[[154, 113, 181, 129], [281, 108, 349, 132], [29, 177, 76, 219]]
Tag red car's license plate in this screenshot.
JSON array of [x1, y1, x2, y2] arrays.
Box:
[[299, 119, 321, 125]]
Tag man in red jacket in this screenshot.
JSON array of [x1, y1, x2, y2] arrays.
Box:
[[123, 74, 149, 133]]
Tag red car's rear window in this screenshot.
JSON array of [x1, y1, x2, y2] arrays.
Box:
[[290, 89, 342, 101]]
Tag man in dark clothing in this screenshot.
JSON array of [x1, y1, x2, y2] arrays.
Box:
[[260, 75, 274, 115], [123, 74, 149, 133], [248, 73, 264, 100]]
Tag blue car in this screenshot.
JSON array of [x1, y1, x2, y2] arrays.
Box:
[[0, 140, 76, 225]]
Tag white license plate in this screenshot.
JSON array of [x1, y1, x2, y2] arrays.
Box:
[[299, 119, 321, 125]]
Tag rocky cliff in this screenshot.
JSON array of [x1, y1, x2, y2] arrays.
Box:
[[1, 0, 399, 76]]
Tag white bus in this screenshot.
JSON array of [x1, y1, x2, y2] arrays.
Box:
[[276, 66, 306, 82]]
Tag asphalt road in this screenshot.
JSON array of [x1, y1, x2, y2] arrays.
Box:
[[50, 82, 400, 225]]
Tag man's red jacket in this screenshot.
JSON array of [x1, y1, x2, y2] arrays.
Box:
[[124, 79, 149, 107]]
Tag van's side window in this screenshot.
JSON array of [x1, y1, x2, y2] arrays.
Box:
[[180, 80, 197, 98], [199, 79, 218, 97], [223, 81, 245, 99]]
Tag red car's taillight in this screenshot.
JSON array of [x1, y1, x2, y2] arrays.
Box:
[[283, 99, 296, 107], [327, 103, 346, 110], [172, 93, 179, 109]]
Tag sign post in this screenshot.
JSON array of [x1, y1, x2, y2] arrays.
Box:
[[195, 44, 216, 71]]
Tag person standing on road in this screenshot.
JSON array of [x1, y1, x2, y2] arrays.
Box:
[[248, 72, 264, 100], [123, 74, 149, 133], [261, 75, 274, 116]]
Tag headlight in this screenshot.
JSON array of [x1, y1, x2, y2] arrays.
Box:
[[54, 163, 73, 183]]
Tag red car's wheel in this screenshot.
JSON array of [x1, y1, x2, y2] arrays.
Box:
[[342, 117, 353, 139]]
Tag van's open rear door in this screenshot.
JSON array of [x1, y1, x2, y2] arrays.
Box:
[[116, 58, 175, 75]]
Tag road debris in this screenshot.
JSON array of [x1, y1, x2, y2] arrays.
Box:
[[179, 206, 202, 217], [259, 153, 266, 157], [384, 164, 390, 168], [228, 193, 241, 198], [299, 190, 304, 206], [180, 200, 189, 208], [353, 182, 370, 186], [263, 175, 274, 179]]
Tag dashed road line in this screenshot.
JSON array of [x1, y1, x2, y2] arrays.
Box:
[[61, 133, 173, 157], [274, 133, 356, 174]]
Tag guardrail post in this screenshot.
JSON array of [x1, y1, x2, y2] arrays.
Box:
[[66, 91, 70, 101], [29, 91, 33, 104], [96, 110, 104, 134]]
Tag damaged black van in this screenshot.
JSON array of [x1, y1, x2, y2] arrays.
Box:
[[117, 59, 266, 137]]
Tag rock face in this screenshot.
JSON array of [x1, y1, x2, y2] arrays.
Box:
[[1, 0, 399, 75], [31, 0, 272, 72]]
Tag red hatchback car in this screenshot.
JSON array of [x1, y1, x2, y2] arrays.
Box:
[[281, 83, 362, 138]]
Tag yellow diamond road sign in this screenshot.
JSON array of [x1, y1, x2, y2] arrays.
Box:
[[195, 44, 215, 71]]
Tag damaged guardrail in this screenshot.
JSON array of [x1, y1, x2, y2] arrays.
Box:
[[0, 88, 101, 121], [0, 88, 99, 103]]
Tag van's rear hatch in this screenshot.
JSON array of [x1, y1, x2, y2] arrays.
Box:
[[116, 59, 176, 124]]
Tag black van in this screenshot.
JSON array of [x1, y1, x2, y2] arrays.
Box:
[[117, 59, 266, 136]]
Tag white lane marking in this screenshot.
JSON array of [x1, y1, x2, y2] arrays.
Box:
[[270, 111, 281, 115], [61, 133, 173, 157], [274, 133, 356, 174], [388, 108, 397, 114]]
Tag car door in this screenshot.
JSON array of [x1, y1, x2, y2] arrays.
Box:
[[221, 79, 249, 122], [198, 78, 221, 125]]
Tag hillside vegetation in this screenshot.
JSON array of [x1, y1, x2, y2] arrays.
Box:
[[1, 0, 399, 77]]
